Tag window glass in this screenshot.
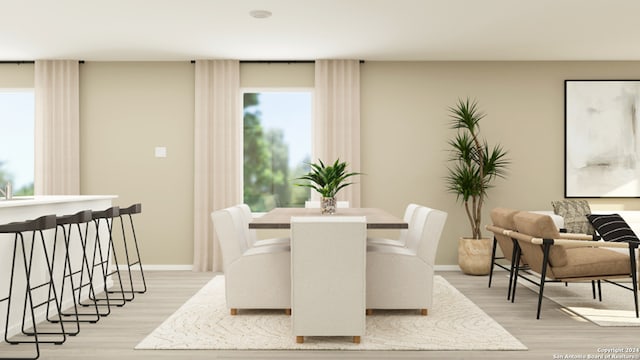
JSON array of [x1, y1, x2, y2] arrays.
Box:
[[0, 90, 34, 195], [243, 91, 312, 211]]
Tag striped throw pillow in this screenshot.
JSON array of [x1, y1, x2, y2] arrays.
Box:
[[587, 214, 639, 242]]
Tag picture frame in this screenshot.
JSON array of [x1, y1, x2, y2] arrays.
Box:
[[565, 80, 640, 198]]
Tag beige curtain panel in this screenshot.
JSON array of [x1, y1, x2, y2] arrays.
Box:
[[34, 60, 80, 195], [313, 59, 361, 206], [193, 59, 241, 272]]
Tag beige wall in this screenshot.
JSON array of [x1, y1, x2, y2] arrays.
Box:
[[361, 61, 640, 265], [240, 62, 314, 87], [79, 62, 195, 265], [0, 63, 34, 87], [4, 60, 640, 267]]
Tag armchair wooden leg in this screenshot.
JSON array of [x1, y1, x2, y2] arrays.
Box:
[[421, 309, 428, 316], [353, 336, 361, 344], [230, 308, 238, 315], [296, 336, 304, 344], [366, 309, 373, 315], [285, 308, 291, 315]]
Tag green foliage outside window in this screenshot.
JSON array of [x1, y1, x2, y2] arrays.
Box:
[[0, 161, 32, 196], [243, 93, 311, 211]]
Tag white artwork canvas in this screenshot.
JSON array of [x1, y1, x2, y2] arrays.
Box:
[[565, 80, 640, 197]]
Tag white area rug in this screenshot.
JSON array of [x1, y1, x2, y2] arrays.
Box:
[[518, 279, 640, 326], [135, 275, 526, 351]]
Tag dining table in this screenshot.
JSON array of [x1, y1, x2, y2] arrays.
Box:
[[248, 207, 408, 229]]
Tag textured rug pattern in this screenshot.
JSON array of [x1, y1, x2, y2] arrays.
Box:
[[135, 275, 526, 350], [519, 279, 640, 326]]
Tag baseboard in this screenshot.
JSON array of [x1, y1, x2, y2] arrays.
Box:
[[120, 264, 462, 272], [434, 265, 512, 273], [434, 265, 462, 272], [117, 264, 194, 271]]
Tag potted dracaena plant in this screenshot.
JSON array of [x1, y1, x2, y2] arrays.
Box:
[[295, 159, 361, 214], [445, 98, 509, 275]]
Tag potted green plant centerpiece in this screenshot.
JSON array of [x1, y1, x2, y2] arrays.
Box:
[[445, 98, 509, 275], [295, 159, 361, 214]]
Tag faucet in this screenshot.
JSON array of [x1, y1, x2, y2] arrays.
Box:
[[0, 182, 12, 200]]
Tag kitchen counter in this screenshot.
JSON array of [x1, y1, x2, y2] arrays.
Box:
[[0, 195, 117, 339]]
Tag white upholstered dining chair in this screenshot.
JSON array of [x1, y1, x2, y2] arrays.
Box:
[[290, 216, 367, 344], [211, 206, 291, 315], [366, 205, 448, 315], [367, 203, 419, 247], [235, 203, 290, 247]]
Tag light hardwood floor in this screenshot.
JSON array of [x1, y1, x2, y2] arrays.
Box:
[[2, 270, 637, 360]]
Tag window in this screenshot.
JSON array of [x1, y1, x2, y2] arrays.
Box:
[[0, 90, 34, 195], [242, 90, 312, 211]]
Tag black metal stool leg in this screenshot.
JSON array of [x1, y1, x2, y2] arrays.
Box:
[[70, 220, 101, 321], [20, 227, 66, 343], [2, 232, 40, 359], [89, 207, 126, 309], [47, 210, 101, 330], [1, 215, 65, 358], [43, 224, 79, 336], [113, 215, 135, 302], [87, 218, 113, 314], [117, 203, 147, 297]]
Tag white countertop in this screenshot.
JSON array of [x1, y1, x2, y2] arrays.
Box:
[[0, 194, 117, 339], [0, 195, 118, 208]]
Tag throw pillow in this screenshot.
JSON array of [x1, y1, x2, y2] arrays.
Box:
[[587, 214, 639, 242], [551, 199, 594, 235]]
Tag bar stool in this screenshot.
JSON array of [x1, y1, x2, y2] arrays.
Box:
[[88, 207, 127, 314], [46, 210, 100, 329], [0, 215, 65, 360], [117, 203, 147, 297]]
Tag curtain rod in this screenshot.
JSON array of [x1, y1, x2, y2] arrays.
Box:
[[241, 60, 315, 64], [0, 61, 34, 64], [0, 60, 85, 64], [189, 60, 365, 64], [189, 60, 314, 64]]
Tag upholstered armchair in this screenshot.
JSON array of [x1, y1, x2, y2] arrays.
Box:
[[366, 206, 448, 315], [211, 206, 291, 314], [487, 207, 522, 298], [488, 208, 598, 298], [235, 203, 289, 247], [367, 203, 419, 247], [510, 211, 638, 319]]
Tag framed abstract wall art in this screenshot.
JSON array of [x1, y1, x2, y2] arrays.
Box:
[[565, 80, 640, 197]]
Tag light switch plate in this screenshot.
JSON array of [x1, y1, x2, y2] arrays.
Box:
[[154, 147, 167, 158]]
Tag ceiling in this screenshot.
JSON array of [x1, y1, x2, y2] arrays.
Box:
[[1, 0, 639, 62]]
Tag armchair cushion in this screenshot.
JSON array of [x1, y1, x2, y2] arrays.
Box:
[[551, 199, 594, 235], [551, 247, 631, 279], [514, 211, 567, 267], [587, 213, 640, 243], [489, 208, 520, 263]]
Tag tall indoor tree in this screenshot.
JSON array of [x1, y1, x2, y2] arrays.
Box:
[[446, 98, 510, 239]]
